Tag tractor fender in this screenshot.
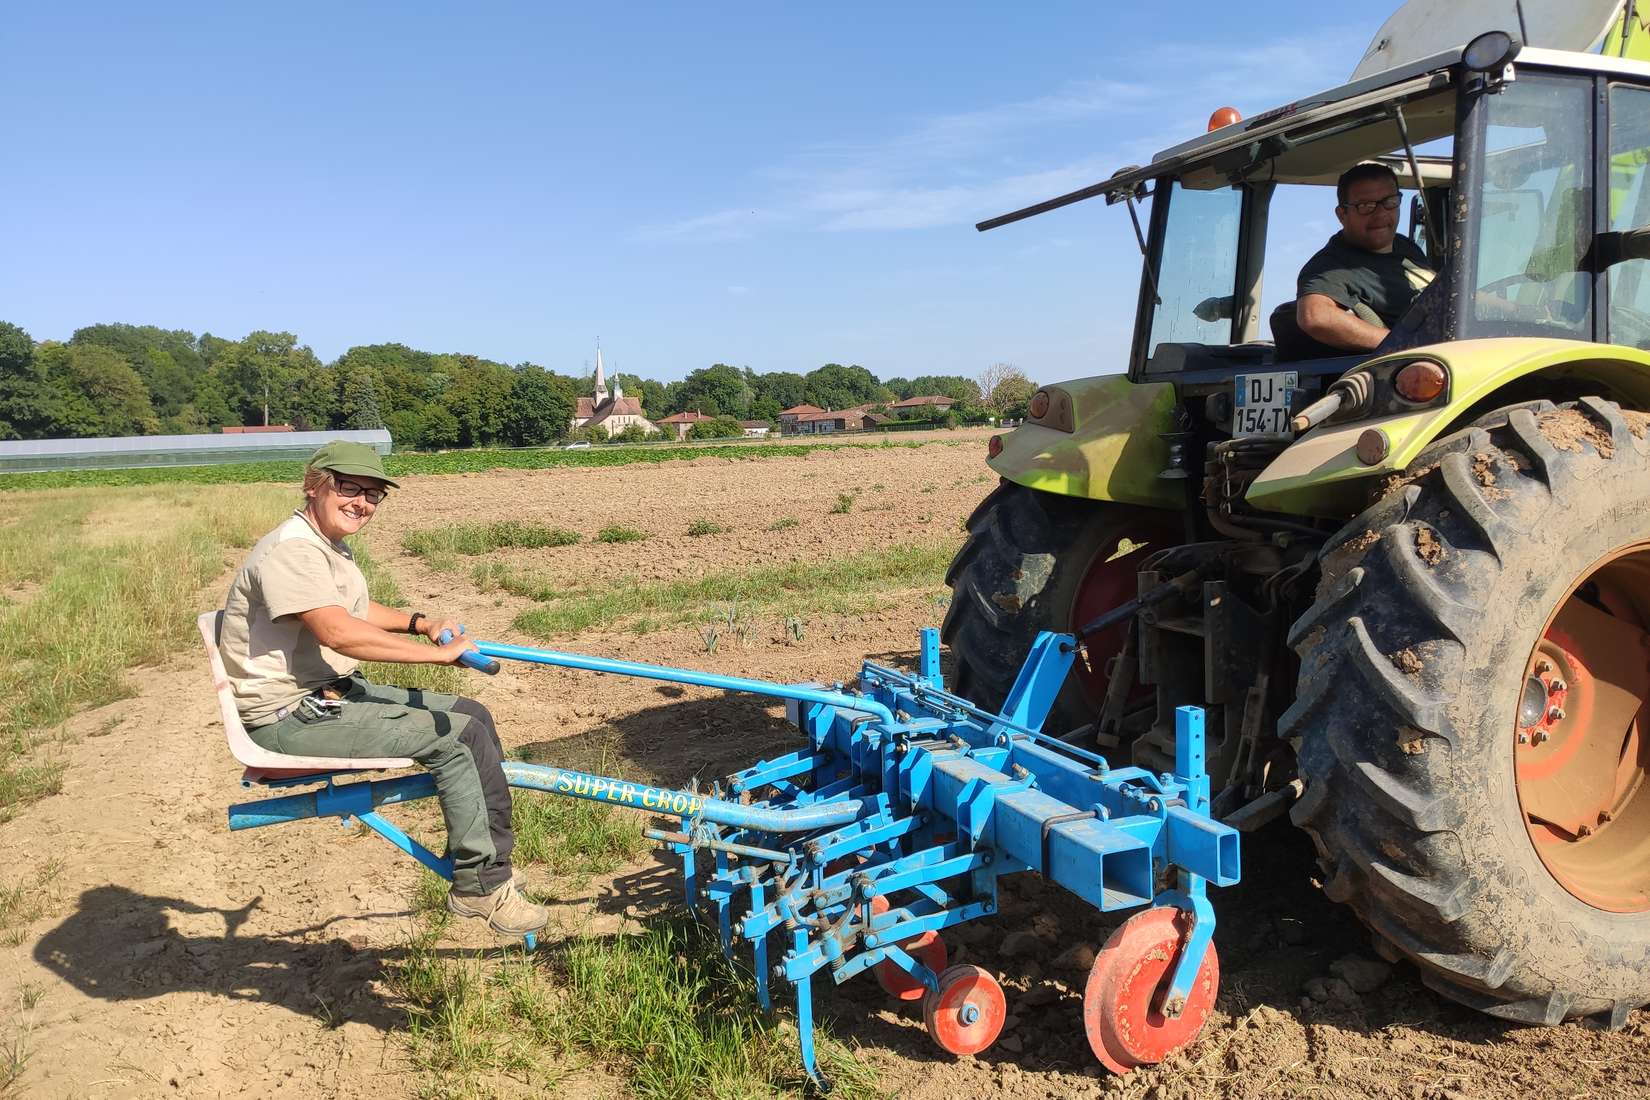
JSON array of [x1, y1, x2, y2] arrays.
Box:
[[987, 374, 1182, 508], [1247, 338, 1650, 517]]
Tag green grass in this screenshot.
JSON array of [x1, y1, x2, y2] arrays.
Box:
[[506, 540, 956, 638], [392, 915, 876, 1100], [403, 521, 582, 559], [595, 524, 646, 544], [685, 518, 726, 537], [767, 516, 800, 531], [509, 790, 647, 881], [0, 859, 62, 948], [830, 492, 856, 514], [0, 438, 952, 492], [0, 485, 292, 820], [548, 918, 877, 1098]]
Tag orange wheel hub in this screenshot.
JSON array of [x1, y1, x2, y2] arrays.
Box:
[[1516, 545, 1650, 912]]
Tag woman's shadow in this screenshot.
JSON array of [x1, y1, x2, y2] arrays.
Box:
[[35, 884, 419, 1029]]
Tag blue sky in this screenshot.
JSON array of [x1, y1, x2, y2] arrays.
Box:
[[2, 2, 1387, 383]]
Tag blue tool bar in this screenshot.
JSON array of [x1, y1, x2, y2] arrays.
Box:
[[231, 762, 864, 834], [473, 640, 899, 727], [923, 752, 1159, 910]]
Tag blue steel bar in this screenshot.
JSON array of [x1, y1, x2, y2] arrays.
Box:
[[475, 640, 899, 727], [228, 773, 437, 830], [231, 762, 864, 834], [499, 762, 865, 832]]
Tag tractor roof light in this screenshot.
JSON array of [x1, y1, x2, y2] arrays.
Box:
[[1208, 106, 1242, 131], [1029, 389, 1051, 420], [988, 434, 1004, 459], [1464, 30, 1521, 74], [1394, 359, 1448, 403]]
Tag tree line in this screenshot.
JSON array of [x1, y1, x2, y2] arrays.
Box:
[[0, 320, 1038, 447]]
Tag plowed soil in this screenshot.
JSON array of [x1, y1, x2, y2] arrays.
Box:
[[3, 434, 1646, 1099]]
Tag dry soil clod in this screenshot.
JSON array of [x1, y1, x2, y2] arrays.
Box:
[[1538, 408, 1615, 458], [1414, 527, 1444, 566]]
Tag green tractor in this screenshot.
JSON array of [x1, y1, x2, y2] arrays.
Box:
[[945, 6, 1650, 1027]]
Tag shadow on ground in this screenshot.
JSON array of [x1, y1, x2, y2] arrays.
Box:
[[34, 884, 485, 1031]]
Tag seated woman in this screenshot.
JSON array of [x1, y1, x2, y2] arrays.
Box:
[[217, 441, 548, 937]]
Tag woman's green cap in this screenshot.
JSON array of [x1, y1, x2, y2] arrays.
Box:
[[307, 441, 399, 487]]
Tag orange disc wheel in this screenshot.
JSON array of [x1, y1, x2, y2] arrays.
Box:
[[922, 964, 1006, 1056], [867, 895, 949, 1001], [1083, 908, 1219, 1074]]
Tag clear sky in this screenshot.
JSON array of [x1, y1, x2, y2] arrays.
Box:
[[2, 2, 1391, 383]]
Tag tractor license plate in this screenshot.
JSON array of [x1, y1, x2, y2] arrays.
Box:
[[1232, 371, 1298, 437]]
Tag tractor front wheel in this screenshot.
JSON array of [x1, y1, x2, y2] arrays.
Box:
[[1286, 398, 1650, 1025]]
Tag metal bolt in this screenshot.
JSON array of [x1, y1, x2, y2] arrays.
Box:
[[1578, 823, 1594, 838], [1548, 706, 1566, 723], [1532, 729, 1549, 745], [1517, 732, 1530, 744], [1549, 678, 1567, 694], [960, 1003, 981, 1025], [1536, 659, 1554, 675], [1600, 809, 1615, 823]]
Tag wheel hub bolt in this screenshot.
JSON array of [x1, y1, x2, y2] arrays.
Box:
[[1547, 706, 1566, 723], [1578, 823, 1594, 838], [1536, 659, 1554, 674], [1532, 729, 1549, 745], [960, 1003, 980, 1025], [1518, 732, 1530, 744], [1549, 678, 1567, 694]]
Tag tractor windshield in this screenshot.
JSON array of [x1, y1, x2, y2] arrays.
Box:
[[1134, 80, 1457, 374]]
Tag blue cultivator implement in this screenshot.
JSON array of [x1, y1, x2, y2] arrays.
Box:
[[224, 627, 1239, 1084]]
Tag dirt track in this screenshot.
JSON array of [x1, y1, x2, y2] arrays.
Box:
[[3, 436, 1648, 1098]]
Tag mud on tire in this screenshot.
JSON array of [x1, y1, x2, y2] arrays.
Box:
[[942, 481, 1167, 734], [1285, 397, 1650, 1026]]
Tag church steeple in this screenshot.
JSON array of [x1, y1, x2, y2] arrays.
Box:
[[593, 340, 609, 402]]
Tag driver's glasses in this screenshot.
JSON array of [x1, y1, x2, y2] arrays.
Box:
[[333, 479, 388, 504], [1343, 193, 1401, 216]]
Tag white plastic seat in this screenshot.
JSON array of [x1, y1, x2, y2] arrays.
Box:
[[198, 610, 414, 783]]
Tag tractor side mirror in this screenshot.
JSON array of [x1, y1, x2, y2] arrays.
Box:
[[1591, 227, 1650, 269]]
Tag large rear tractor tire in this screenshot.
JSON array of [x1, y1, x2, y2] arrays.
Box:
[[942, 481, 1175, 734], [1285, 398, 1650, 1026]]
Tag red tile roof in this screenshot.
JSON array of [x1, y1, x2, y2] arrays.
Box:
[[657, 411, 713, 424], [890, 394, 957, 408], [779, 404, 825, 417]]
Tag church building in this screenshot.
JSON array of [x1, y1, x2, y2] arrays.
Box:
[[569, 346, 657, 437]]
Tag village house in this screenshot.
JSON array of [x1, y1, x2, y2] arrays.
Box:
[[656, 410, 714, 440], [889, 394, 958, 415], [777, 403, 825, 434], [569, 347, 657, 438], [739, 420, 772, 438]]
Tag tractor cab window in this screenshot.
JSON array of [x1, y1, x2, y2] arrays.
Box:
[[1607, 84, 1650, 349], [1144, 183, 1243, 360], [1470, 74, 1594, 337]]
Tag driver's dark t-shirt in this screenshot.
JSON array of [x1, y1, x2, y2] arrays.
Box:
[[1297, 232, 1433, 327]]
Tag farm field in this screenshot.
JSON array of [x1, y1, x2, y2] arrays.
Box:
[[1, 437, 1646, 1099]]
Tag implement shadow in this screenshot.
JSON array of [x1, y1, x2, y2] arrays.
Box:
[[34, 884, 429, 1030]]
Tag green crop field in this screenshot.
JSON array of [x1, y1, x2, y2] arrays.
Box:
[[0, 437, 956, 491]]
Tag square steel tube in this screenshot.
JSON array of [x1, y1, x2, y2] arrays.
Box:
[[927, 756, 1154, 911]]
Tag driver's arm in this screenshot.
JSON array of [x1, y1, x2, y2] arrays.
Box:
[[1296, 293, 1388, 351]]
